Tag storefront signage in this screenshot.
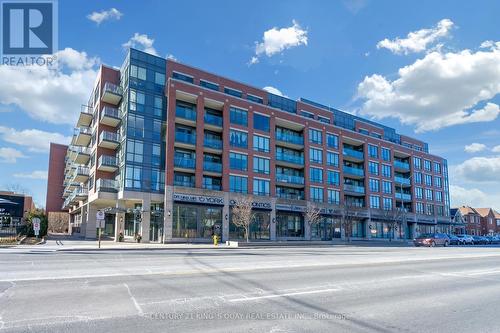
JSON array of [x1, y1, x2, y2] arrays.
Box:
[[173, 193, 224, 206], [229, 199, 272, 210], [275, 204, 306, 212]]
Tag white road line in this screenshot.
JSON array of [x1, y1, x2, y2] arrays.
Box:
[[229, 287, 340, 302], [468, 269, 500, 276], [123, 283, 143, 316]]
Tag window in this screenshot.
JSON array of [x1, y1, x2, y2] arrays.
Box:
[[436, 205, 444, 216], [253, 156, 270, 174], [436, 191, 443, 202], [369, 178, 380, 192], [318, 116, 330, 124], [425, 189, 433, 201], [382, 181, 392, 194], [369, 161, 379, 175], [326, 133, 338, 149], [413, 157, 422, 169], [253, 179, 270, 196], [370, 195, 380, 209], [130, 65, 146, 80], [125, 165, 142, 189], [253, 135, 270, 153], [155, 72, 165, 85], [229, 175, 247, 193], [381, 148, 391, 161], [382, 164, 392, 178], [434, 177, 442, 188], [425, 174, 432, 186], [310, 167, 323, 183], [129, 89, 145, 112], [309, 148, 323, 164], [383, 197, 393, 210], [368, 144, 378, 158], [301, 111, 314, 119], [151, 169, 164, 191], [415, 187, 423, 199], [414, 172, 422, 184], [416, 202, 424, 214], [229, 152, 247, 171], [247, 94, 263, 104], [309, 128, 322, 144], [327, 189, 340, 204], [326, 152, 339, 167], [253, 113, 270, 132], [154, 96, 163, 117], [434, 162, 441, 174], [424, 159, 432, 171], [152, 144, 161, 166], [172, 72, 194, 83], [224, 87, 242, 98], [426, 204, 434, 216], [310, 187, 323, 202], [327, 170, 340, 186], [127, 114, 144, 138], [229, 129, 248, 148], [200, 80, 219, 91], [153, 119, 162, 141], [230, 107, 248, 126], [126, 139, 143, 163]]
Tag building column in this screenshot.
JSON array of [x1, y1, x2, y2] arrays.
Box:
[[114, 200, 126, 242], [365, 219, 372, 239], [85, 203, 97, 240], [222, 192, 230, 242], [270, 198, 277, 241], [163, 186, 173, 243], [141, 196, 151, 243]]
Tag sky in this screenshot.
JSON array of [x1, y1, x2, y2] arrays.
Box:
[[0, 0, 499, 210]]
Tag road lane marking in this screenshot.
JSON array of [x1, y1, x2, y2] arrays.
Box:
[[123, 283, 143, 316], [229, 288, 340, 302]]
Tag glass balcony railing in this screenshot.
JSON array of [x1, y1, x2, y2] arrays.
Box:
[[75, 166, 89, 176], [275, 132, 304, 145], [99, 131, 120, 143], [75, 126, 91, 136], [103, 82, 122, 96], [98, 155, 118, 168], [276, 152, 304, 165], [343, 165, 364, 177], [101, 106, 119, 119], [343, 184, 365, 194], [204, 113, 223, 127], [276, 174, 305, 185], [174, 157, 195, 169], [394, 160, 410, 170], [277, 193, 305, 200], [394, 176, 411, 185], [174, 180, 195, 187], [395, 192, 412, 201], [204, 137, 223, 149], [343, 148, 364, 160], [176, 106, 197, 121], [203, 183, 222, 191], [203, 161, 222, 173], [175, 132, 196, 145], [72, 146, 91, 155], [96, 178, 119, 192]]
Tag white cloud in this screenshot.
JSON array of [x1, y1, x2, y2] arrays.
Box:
[[250, 20, 308, 64], [449, 185, 500, 210], [0, 147, 26, 163], [0, 48, 99, 124], [464, 143, 487, 153], [0, 127, 71, 153], [123, 33, 158, 56], [357, 44, 500, 132], [87, 8, 123, 25], [13, 170, 48, 180], [263, 86, 286, 97], [452, 156, 500, 183], [492, 145, 500, 153], [377, 19, 454, 55], [166, 54, 177, 61]]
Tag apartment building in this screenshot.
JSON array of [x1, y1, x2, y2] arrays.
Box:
[[53, 48, 452, 242]]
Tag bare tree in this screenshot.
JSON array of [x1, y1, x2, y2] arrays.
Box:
[[340, 201, 361, 243], [231, 196, 255, 243], [381, 208, 404, 241], [304, 202, 322, 240], [47, 212, 69, 233]]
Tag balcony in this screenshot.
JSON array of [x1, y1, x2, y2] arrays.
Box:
[[175, 105, 197, 124], [174, 180, 195, 188], [277, 193, 305, 200], [70, 146, 91, 164], [96, 178, 119, 192], [204, 137, 223, 151], [72, 166, 89, 183], [98, 131, 120, 149], [394, 160, 410, 171], [276, 174, 305, 186], [343, 147, 364, 162], [69, 187, 88, 203], [101, 82, 122, 105], [100, 106, 120, 127], [73, 127, 91, 146], [275, 152, 304, 167], [394, 176, 411, 187], [204, 113, 223, 130], [203, 183, 222, 191], [343, 165, 365, 178], [343, 184, 365, 195], [174, 157, 196, 170], [203, 161, 223, 173], [275, 132, 304, 148], [395, 192, 412, 201], [97, 155, 118, 172], [175, 132, 196, 146], [77, 105, 93, 127]]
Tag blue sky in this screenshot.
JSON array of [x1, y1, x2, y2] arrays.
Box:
[[0, 0, 499, 209]]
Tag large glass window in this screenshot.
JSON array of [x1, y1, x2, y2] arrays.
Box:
[[369, 178, 380, 192], [309, 128, 322, 144], [326, 133, 338, 149], [309, 148, 323, 164], [253, 156, 270, 174], [381, 148, 391, 161], [230, 107, 248, 126], [229, 175, 248, 193], [152, 144, 161, 167], [424, 159, 432, 171], [415, 187, 423, 199], [382, 164, 392, 178], [327, 189, 340, 204], [126, 139, 143, 163], [383, 197, 393, 210], [253, 113, 270, 132], [369, 161, 379, 175], [327, 152, 339, 167], [130, 65, 146, 80], [229, 129, 248, 148], [230, 210, 270, 240], [129, 89, 145, 112], [370, 195, 380, 209], [253, 135, 270, 153], [327, 170, 340, 186], [229, 152, 247, 171], [253, 179, 270, 196], [310, 167, 323, 183], [277, 213, 304, 238], [310, 187, 323, 202], [368, 144, 378, 158], [425, 174, 433, 186], [382, 181, 392, 194], [125, 165, 142, 189]]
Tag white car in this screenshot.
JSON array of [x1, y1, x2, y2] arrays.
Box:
[[457, 234, 474, 245]]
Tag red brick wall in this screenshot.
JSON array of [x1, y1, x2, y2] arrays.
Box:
[[46, 143, 68, 212]]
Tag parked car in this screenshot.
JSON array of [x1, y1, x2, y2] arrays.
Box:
[[414, 233, 450, 247], [446, 234, 461, 245], [484, 236, 494, 245], [472, 235, 486, 245], [491, 236, 500, 244], [457, 234, 474, 245]]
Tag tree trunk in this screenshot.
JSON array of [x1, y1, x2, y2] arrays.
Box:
[[245, 226, 249, 243]]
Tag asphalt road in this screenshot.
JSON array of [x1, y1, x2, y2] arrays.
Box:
[[1, 246, 500, 332]]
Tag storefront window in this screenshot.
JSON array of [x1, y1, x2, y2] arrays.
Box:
[[277, 212, 304, 238], [229, 210, 270, 240], [172, 204, 197, 238], [351, 221, 365, 238], [172, 204, 222, 239], [311, 217, 334, 240]]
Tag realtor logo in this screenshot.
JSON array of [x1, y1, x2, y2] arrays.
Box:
[[1, 0, 57, 64]]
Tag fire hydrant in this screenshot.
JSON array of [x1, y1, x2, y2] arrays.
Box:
[[213, 234, 219, 246]]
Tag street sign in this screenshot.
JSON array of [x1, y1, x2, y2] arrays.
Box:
[[96, 211, 105, 220], [95, 220, 105, 228], [32, 218, 41, 237], [95, 211, 105, 249]]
